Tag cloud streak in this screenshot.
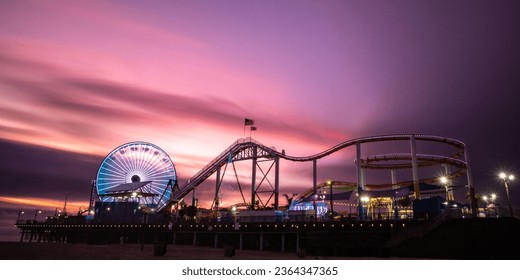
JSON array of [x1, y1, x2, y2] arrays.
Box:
[[2, 1, 520, 239], [0, 196, 87, 212], [0, 40, 349, 161]]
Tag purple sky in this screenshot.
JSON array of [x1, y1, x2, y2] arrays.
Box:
[[1, 0, 520, 238]]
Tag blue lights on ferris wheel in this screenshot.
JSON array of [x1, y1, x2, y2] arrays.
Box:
[[96, 141, 176, 209]]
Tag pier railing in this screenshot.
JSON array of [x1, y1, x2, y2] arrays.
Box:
[[383, 211, 449, 249]]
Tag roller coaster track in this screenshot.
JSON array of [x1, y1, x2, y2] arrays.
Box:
[[171, 137, 277, 202], [278, 134, 465, 162], [166, 134, 468, 210]]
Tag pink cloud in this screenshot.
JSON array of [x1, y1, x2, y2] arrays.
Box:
[[0, 38, 352, 188]]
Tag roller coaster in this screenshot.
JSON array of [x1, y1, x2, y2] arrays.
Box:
[[164, 134, 475, 214], [91, 134, 477, 219], [15, 133, 481, 255]]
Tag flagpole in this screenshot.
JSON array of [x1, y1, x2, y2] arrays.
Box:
[[244, 118, 255, 140]]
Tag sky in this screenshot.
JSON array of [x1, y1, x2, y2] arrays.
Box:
[[1, 0, 520, 239]]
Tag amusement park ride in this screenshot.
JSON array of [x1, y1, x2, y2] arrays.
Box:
[[15, 133, 494, 258], [84, 133, 477, 223]]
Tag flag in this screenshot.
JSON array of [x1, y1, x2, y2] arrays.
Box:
[[251, 126, 257, 131], [244, 118, 254, 126]]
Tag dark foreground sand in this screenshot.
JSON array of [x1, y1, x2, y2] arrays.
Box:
[[0, 242, 362, 260], [0, 242, 413, 260]]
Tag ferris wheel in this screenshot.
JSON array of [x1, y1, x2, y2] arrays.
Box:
[[96, 141, 176, 209]]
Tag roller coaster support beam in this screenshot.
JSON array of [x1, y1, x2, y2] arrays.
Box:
[[251, 146, 257, 210], [410, 135, 421, 199], [465, 146, 477, 217], [391, 170, 399, 220], [313, 159, 318, 221], [191, 186, 196, 207], [356, 143, 364, 220], [329, 180, 334, 220], [391, 170, 397, 189], [215, 166, 221, 213], [274, 156, 280, 210]]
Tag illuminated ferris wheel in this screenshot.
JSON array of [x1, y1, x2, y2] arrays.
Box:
[[96, 141, 176, 209]]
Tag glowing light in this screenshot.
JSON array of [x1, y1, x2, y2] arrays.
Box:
[[499, 172, 507, 179], [440, 176, 448, 184], [0, 196, 88, 211], [96, 142, 176, 209]]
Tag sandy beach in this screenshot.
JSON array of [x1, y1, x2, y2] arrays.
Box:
[[0, 241, 314, 260], [0, 241, 406, 260]]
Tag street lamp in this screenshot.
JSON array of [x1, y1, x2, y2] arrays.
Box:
[[499, 172, 515, 217], [483, 195, 489, 216], [34, 209, 42, 221], [484, 193, 498, 217], [490, 193, 497, 217], [440, 176, 451, 202], [360, 196, 369, 220], [17, 210, 24, 223]]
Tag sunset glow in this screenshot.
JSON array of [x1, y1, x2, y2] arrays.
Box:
[[0, 196, 88, 212], [1, 0, 520, 238]]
